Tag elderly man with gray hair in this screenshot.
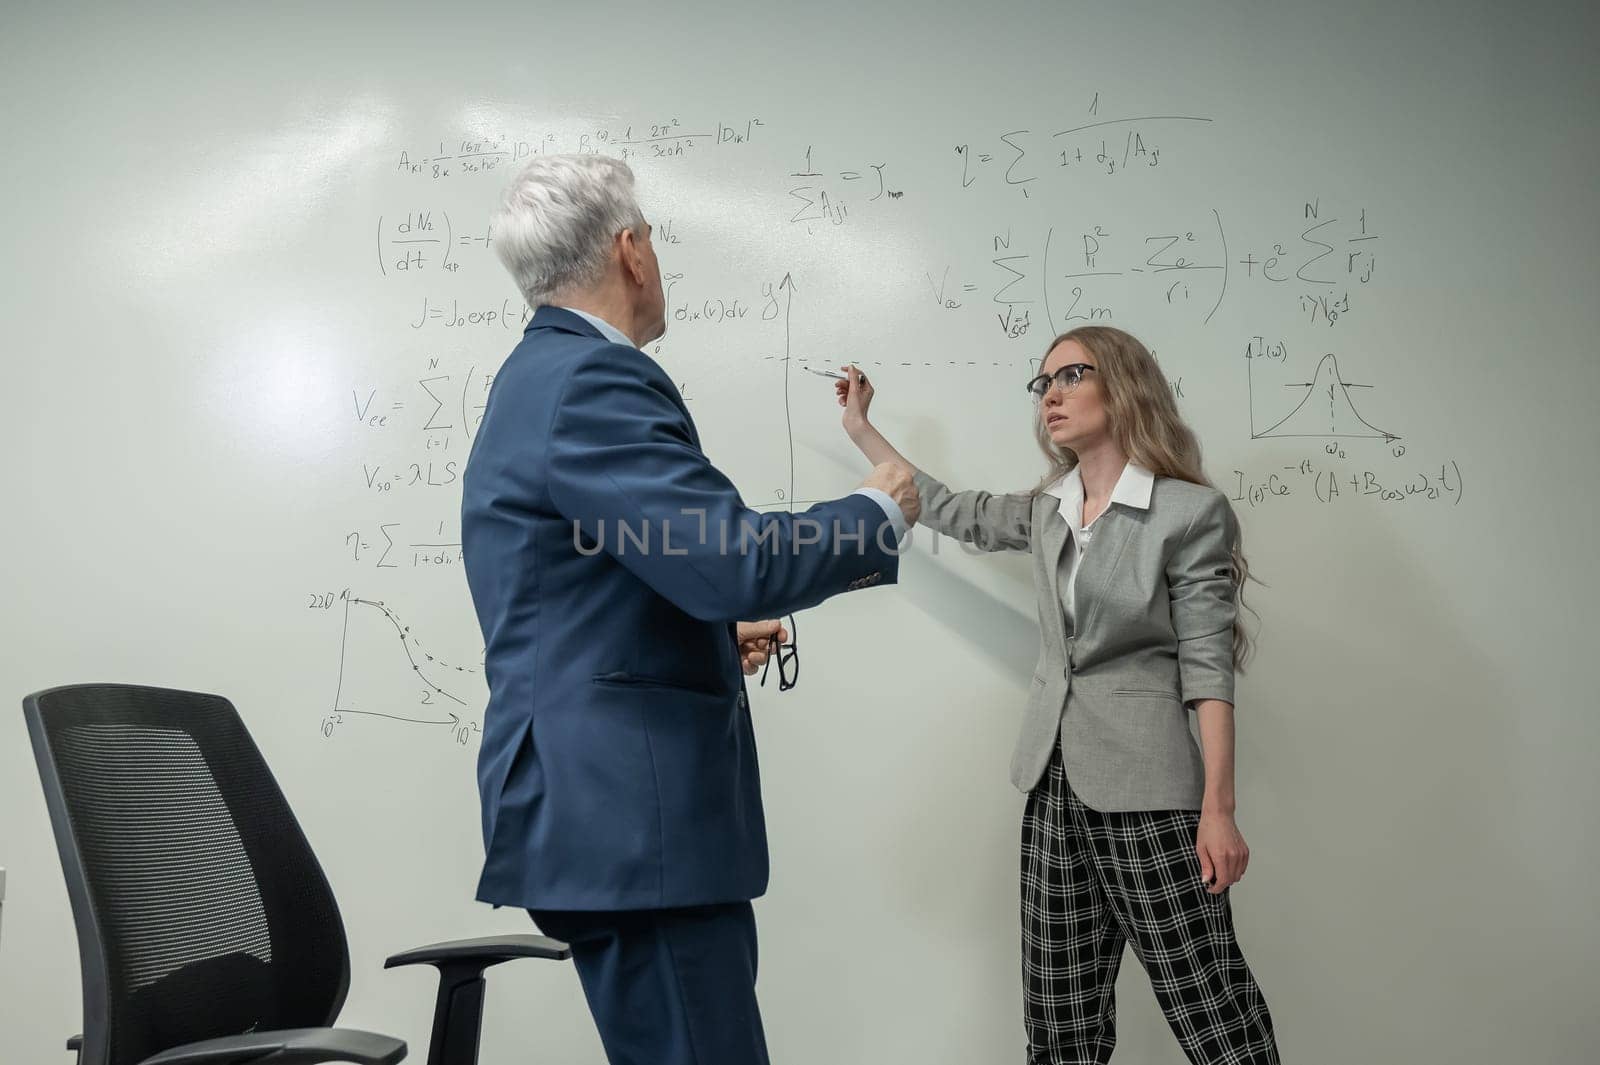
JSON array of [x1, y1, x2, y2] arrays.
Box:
[[460, 153, 918, 1064]]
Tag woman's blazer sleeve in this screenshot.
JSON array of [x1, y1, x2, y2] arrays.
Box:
[[1166, 489, 1240, 707], [910, 468, 1033, 553]]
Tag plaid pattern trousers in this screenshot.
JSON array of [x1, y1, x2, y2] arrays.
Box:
[[1021, 741, 1280, 1064]]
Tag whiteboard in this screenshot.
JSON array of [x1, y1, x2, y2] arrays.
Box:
[[4, 3, 1597, 1062]]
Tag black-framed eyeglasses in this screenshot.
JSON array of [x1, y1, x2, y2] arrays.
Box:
[[1026, 363, 1096, 400], [759, 614, 799, 692]]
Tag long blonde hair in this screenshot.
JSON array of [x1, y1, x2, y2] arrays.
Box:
[[1030, 325, 1257, 670]]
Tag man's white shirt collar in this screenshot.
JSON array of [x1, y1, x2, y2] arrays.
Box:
[[1042, 462, 1155, 531], [561, 306, 636, 349]]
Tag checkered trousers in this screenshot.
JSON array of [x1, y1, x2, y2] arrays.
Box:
[[1020, 742, 1280, 1065]]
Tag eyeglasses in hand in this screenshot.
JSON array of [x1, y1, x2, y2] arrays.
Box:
[[759, 614, 799, 692]]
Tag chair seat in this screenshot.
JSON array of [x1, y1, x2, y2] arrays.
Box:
[[138, 1027, 406, 1065]]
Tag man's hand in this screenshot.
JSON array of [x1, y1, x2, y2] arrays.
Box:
[[736, 619, 788, 675], [859, 461, 921, 527]]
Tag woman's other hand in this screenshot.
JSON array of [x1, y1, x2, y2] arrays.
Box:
[[1195, 811, 1250, 894]]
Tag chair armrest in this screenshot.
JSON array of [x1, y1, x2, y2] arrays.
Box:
[[384, 935, 571, 1065], [384, 933, 570, 970], [67, 1034, 83, 1063], [138, 1028, 405, 1065]]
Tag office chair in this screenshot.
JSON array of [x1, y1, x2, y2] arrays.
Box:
[[24, 683, 570, 1065]]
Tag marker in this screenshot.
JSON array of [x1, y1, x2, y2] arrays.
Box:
[[804, 366, 867, 383]]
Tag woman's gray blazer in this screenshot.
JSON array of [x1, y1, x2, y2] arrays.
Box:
[[911, 468, 1239, 810]]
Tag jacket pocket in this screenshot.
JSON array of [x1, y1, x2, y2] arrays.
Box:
[[592, 671, 731, 699], [1112, 688, 1181, 698]]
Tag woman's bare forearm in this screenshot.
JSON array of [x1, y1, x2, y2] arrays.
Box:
[[1194, 698, 1237, 816], [848, 420, 915, 472]]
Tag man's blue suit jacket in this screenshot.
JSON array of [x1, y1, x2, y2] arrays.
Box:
[[462, 307, 900, 911]]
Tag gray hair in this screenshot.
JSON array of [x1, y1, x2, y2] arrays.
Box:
[[490, 154, 646, 306]]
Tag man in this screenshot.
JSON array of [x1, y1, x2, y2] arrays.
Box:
[[461, 153, 920, 1064]]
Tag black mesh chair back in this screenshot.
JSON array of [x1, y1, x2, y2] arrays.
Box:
[[24, 684, 352, 1065]]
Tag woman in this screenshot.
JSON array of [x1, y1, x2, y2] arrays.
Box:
[[835, 325, 1279, 1064]]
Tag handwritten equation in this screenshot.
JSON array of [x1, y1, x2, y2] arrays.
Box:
[[957, 110, 1214, 194], [409, 295, 530, 330], [786, 145, 903, 233], [1231, 457, 1464, 508], [375, 211, 492, 275], [918, 199, 1382, 338], [393, 117, 765, 179], [345, 522, 463, 570], [351, 357, 493, 440]]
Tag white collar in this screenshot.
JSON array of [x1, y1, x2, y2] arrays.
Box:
[[1042, 462, 1155, 530], [560, 306, 637, 349]]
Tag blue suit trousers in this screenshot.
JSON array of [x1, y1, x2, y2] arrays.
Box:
[[529, 903, 770, 1065]]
